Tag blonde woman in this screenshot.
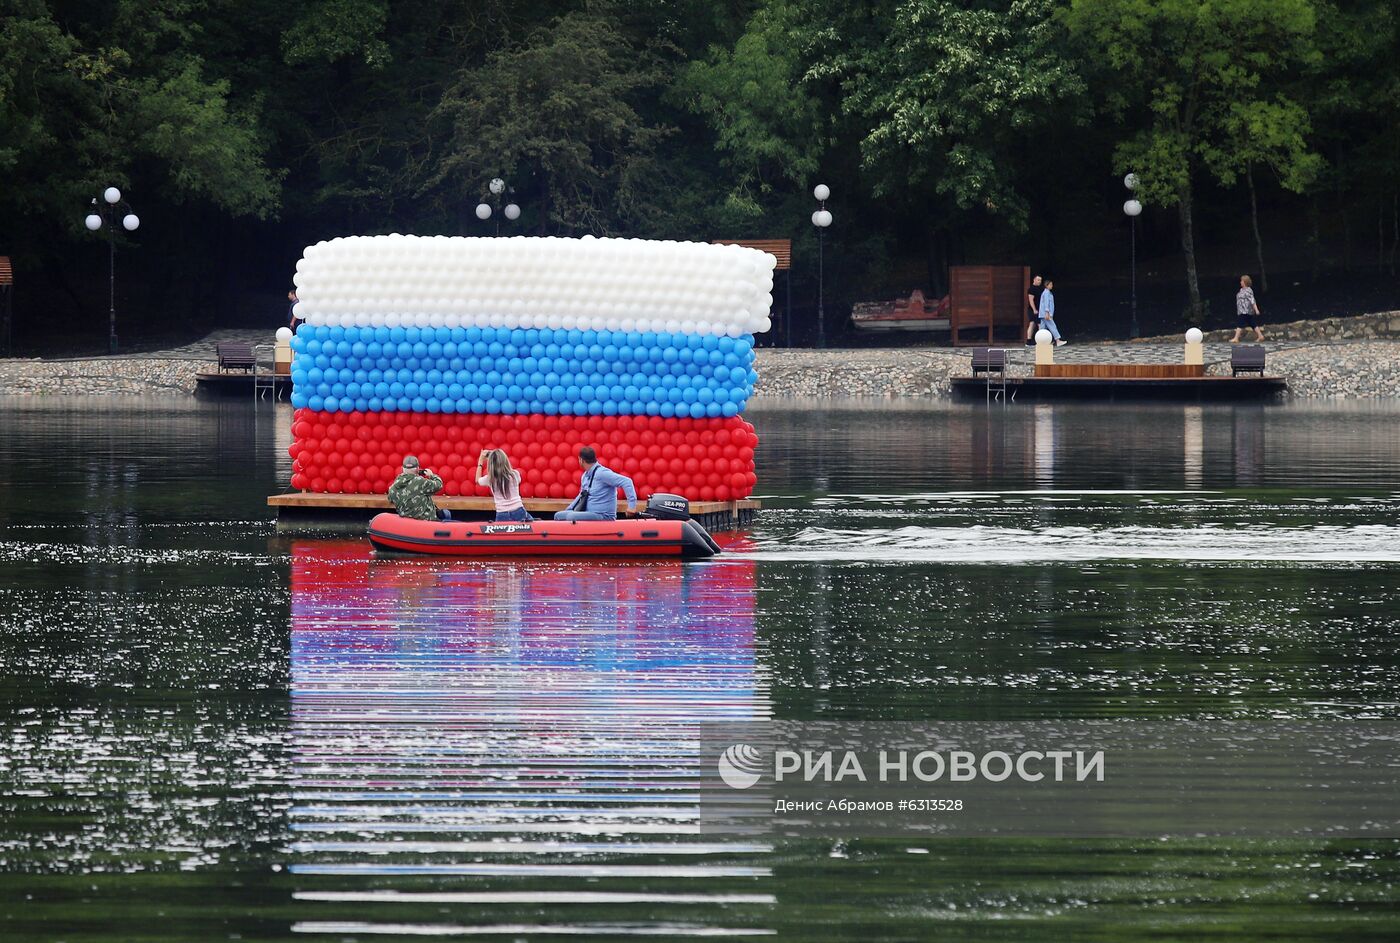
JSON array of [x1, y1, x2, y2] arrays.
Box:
[[1232, 275, 1265, 343], [475, 449, 533, 522]]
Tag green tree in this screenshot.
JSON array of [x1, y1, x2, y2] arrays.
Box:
[[0, 0, 281, 228], [807, 0, 1083, 229], [1066, 0, 1321, 321], [425, 11, 673, 235], [672, 0, 825, 218]]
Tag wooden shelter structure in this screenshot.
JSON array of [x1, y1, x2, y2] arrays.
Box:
[[712, 238, 791, 347], [0, 257, 12, 356], [949, 265, 1029, 346]]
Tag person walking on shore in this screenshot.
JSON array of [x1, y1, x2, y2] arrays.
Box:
[[476, 448, 533, 522], [1039, 279, 1066, 346], [1025, 274, 1044, 346], [1231, 275, 1265, 343]]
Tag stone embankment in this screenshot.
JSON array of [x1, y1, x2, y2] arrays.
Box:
[[0, 357, 208, 395], [3, 319, 1399, 400]]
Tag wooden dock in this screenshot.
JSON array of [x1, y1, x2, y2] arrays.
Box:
[[196, 371, 292, 398], [269, 492, 760, 534], [952, 372, 1286, 401]]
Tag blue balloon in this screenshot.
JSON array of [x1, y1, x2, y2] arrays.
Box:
[[602, 401, 618, 416], [375, 382, 390, 398], [722, 401, 739, 417], [308, 394, 325, 411], [292, 391, 308, 408], [485, 398, 501, 413], [470, 398, 486, 413], [465, 326, 482, 343], [659, 402, 676, 418]]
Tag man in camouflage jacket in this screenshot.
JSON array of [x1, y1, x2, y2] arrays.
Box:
[[388, 456, 448, 521]]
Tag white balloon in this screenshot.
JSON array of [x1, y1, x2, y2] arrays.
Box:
[[276, 327, 293, 343]]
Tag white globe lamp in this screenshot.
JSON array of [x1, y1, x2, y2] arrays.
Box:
[[103, 187, 122, 204], [122, 214, 140, 231], [475, 203, 492, 220], [85, 214, 102, 231], [504, 203, 521, 221], [813, 184, 830, 201], [1123, 199, 1143, 217]]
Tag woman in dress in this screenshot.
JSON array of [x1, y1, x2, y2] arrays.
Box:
[[1232, 275, 1265, 343]]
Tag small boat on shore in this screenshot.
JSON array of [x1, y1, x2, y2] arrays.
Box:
[[368, 495, 723, 559]]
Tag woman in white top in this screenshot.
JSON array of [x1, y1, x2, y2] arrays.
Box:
[[476, 449, 533, 522]]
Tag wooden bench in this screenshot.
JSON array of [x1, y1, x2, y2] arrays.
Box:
[[1231, 345, 1266, 377], [216, 342, 256, 373], [970, 347, 1007, 375]]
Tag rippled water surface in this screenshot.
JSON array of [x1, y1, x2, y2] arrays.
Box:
[[3, 397, 1400, 940]]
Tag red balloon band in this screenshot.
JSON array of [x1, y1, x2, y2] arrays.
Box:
[[288, 409, 759, 500]]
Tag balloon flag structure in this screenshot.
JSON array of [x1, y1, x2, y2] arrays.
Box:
[[287, 234, 772, 501]]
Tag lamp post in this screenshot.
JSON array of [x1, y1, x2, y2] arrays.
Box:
[[84, 187, 140, 354], [475, 177, 521, 236], [811, 183, 832, 348], [1123, 173, 1142, 340]]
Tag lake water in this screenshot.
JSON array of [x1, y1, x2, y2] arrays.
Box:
[[3, 397, 1400, 940]]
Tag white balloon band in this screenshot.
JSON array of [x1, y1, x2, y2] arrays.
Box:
[[292, 234, 778, 337]]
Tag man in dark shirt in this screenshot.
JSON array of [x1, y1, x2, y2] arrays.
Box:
[[1025, 274, 1044, 346]]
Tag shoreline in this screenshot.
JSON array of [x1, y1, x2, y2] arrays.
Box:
[[3, 316, 1399, 400]]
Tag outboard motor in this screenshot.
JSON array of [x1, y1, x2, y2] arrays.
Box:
[[645, 493, 691, 521], [643, 493, 722, 557]]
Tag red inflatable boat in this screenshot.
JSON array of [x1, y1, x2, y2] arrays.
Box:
[[368, 512, 722, 558]]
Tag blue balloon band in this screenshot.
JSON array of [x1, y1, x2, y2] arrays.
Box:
[[290, 324, 757, 415]]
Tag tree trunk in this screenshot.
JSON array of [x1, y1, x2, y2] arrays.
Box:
[[1309, 196, 1322, 282], [1247, 165, 1267, 292], [1383, 191, 1394, 274], [1177, 181, 1204, 323]]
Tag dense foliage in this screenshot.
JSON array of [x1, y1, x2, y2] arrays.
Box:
[[0, 0, 1395, 344]]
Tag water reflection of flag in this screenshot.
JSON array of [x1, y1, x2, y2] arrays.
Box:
[[287, 542, 773, 937]]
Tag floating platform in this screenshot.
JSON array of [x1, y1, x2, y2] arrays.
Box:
[[195, 371, 292, 398], [269, 492, 760, 535], [952, 373, 1287, 401]]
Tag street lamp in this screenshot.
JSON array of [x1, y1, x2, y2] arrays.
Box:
[[811, 183, 832, 348], [476, 177, 521, 236], [84, 187, 140, 354], [1123, 173, 1142, 340]]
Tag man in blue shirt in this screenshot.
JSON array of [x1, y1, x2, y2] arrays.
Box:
[[1038, 278, 1066, 346], [554, 446, 638, 521]]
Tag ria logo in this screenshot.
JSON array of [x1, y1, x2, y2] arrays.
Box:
[[717, 743, 765, 790]]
